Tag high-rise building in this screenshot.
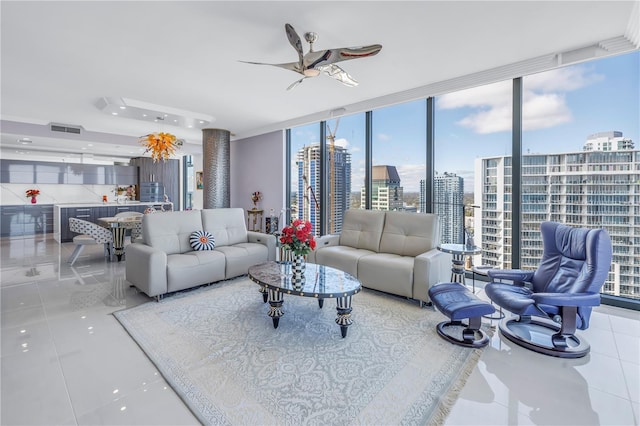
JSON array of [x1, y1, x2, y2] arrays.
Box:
[[296, 144, 351, 235], [475, 132, 639, 299], [432, 172, 464, 244], [362, 165, 403, 211]]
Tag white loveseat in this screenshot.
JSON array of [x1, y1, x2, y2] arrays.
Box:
[[125, 208, 276, 299], [306, 209, 450, 305]]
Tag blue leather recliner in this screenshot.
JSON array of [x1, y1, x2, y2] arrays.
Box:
[[485, 222, 612, 358]]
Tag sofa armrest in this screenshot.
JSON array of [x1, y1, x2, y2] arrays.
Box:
[[125, 243, 168, 298], [307, 234, 340, 263], [247, 231, 277, 261], [413, 249, 452, 303]]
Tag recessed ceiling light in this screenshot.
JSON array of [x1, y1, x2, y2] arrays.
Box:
[[112, 112, 118, 116], [96, 97, 214, 129], [87, 144, 93, 147], [81, 147, 87, 150]]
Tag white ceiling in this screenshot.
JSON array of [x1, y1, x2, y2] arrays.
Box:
[[1, 1, 638, 161]]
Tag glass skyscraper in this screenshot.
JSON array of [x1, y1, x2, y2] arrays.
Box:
[[296, 144, 351, 235], [476, 132, 639, 299]]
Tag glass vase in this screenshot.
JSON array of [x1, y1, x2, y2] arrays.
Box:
[[31, 196, 37, 204]]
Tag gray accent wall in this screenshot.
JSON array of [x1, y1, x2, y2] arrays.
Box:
[[231, 130, 285, 231]]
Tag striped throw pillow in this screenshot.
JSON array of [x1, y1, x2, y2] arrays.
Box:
[[189, 230, 215, 251]]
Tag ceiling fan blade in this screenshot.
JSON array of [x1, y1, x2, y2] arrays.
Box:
[[317, 64, 358, 87], [285, 23, 304, 67], [239, 60, 302, 74], [303, 44, 382, 69], [287, 77, 307, 91]]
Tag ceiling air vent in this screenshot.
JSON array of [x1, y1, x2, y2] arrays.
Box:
[[50, 123, 82, 134]]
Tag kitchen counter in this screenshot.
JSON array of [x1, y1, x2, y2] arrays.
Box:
[[53, 202, 173, 243], [54, 201, 143, 207]]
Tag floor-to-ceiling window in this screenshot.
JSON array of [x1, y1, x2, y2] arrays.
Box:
[[289, 123, 322, 236], [435, 82, 512, 259], [324, 114, 365, 234], [522, 52, 640, 301], [286, 51, 639, 307], [182, 155, 194, 210], [371, 100, 426, 213]]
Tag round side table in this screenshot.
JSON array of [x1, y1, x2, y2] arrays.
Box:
[[437, 243, 481, 290]]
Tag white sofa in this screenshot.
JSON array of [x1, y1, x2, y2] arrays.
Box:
[[306, 209, 450, 305], [125, 208, 276, 299]]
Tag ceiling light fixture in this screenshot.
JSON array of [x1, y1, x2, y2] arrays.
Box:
[[139, 132, 184, 162], [96, 97, 214, 129]]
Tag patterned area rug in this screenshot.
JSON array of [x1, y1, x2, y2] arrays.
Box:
[[114, 278, 490, 425]]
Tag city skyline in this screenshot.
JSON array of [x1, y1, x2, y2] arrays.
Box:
[[291, 51, 638, 193]]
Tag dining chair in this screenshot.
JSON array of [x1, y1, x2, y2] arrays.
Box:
[[114, 211, 144, 243], [68, 218, 114, 265]]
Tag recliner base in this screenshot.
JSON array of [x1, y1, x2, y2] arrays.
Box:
[[498, 316, 590, 358], [436, 320, 491, 348]]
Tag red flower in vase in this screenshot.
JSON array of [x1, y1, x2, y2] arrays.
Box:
[[279, 219, 316, 256]]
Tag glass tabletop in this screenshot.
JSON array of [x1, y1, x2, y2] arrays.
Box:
[[248, 261, 361, 298], [437, 243, 481, 255]]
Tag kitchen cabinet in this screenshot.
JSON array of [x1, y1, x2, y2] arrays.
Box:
[[130, 157, 179, 209], [0, 205, 54, 237]]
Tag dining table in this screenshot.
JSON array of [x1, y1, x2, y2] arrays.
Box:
[[97, 216, 142, 261]]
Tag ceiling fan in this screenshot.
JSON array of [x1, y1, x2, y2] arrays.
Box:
[[242, 23, 382, 90]]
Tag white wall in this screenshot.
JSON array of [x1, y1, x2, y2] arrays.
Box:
[[230, 130, 285, 231]]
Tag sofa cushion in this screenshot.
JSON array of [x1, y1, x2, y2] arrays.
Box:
[[215, 243, 269, 278], [143, 210, 203, 255], [166, 250, 226, 293], [190, 230, 215, 251], [339, 209, 386, 252], [357, 253, 414, 298], [201, 208, 248, 247], [315, 246, 375, 278], [379, 212, 439, 257]]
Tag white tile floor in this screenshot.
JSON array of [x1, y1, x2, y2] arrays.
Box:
[[1, 235, 638, 425]]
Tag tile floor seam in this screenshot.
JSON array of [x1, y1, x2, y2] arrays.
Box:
[[37, 279, 82, 425]]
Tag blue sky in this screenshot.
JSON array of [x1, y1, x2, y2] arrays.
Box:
[[292, 51, 639, 192]]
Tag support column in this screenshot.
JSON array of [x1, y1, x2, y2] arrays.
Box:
[[202, 128, 230, 208]]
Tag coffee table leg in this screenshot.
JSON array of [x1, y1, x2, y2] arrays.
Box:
[[318, 298, 324, 309], [336, 295, 353, 338], [267, 288, 284, 329], [259, 286, 268, 303]]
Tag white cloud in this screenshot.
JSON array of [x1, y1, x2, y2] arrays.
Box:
[[377, 133, 392, 142], [522, 92, 572, 130], [438, 81, 511, 110], [332, 137, 349, 149], [457, 105, 511, 134], [397, 164, 426, 192], [436, 65, 601, 134]]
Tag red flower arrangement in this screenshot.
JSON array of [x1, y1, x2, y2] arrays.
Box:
[[279, 219, 316, 256], [25, 189, 40, 198]]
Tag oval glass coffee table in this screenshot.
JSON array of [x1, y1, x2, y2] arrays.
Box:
[[248, 261, 362, 338]]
